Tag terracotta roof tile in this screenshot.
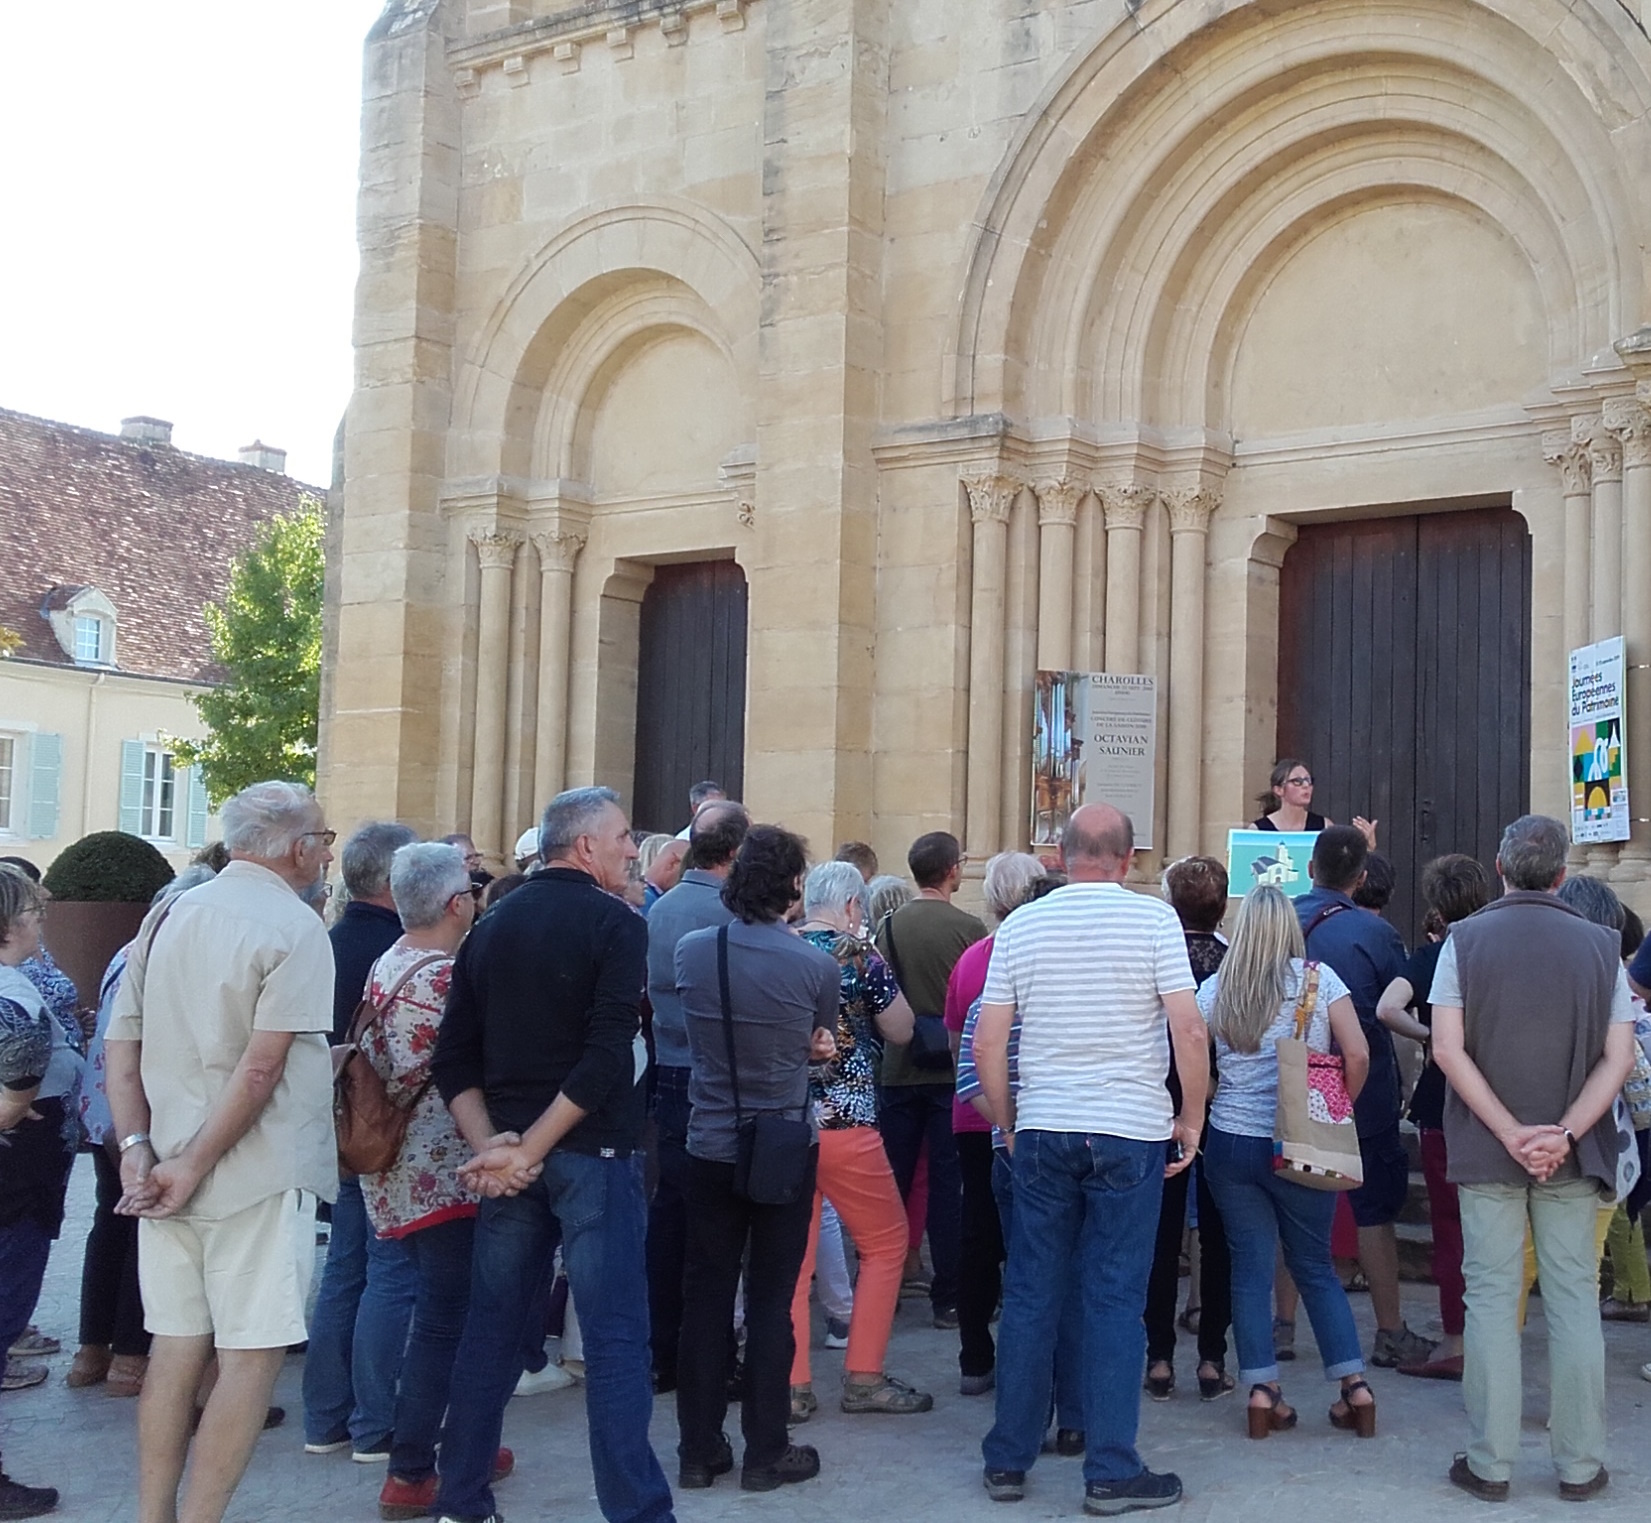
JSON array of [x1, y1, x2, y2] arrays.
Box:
[[0, 407, 322, 683]]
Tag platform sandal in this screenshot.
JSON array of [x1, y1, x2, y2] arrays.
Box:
[[1246, 1383, 1297, 1439], [1328, 1378, 1376, 1438]]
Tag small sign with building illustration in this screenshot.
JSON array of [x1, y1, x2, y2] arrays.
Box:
[[1227, 829, 1320, 899], [1032, 671, 1157, 849], [1569, 637, 1630, 845]]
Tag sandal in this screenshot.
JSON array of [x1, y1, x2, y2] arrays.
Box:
[[104, 1353, 147, 1399], [66, 1345, 112, 1389], [788, 1385, 817, 1425], [1329, 1378, 1377, 1439], [1176, 1307, 1201, 1335], [1143, 1363, 1174, 1401], [1246, 1383, 1297, 1439], [1197, 1361, 1235, 1401]]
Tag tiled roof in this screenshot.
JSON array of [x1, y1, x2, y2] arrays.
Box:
[[0, 407, 322, 683]]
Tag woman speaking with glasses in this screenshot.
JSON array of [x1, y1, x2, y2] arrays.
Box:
[[1252, 760, 1377, 849]]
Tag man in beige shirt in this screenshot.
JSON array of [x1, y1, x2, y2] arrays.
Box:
[[106, 780, 338, 1523]]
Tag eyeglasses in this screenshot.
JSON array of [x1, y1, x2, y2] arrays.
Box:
[[1283, 775, 1313, 788], [300, 830, 338, 848]]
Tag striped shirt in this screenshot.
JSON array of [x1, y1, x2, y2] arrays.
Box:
[[981, 881, 1195, 1140]]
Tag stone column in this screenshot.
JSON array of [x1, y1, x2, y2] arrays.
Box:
[[1035, 479, 1081, 671], [1071, 487, 1102, 670], [468, 528, 521, 860], [1608, 398, 1651, 880], [963, 471, 1018, 860], [531, 525, 587, 811], [1002, 486, 1039, 851], [1543, 429, 1593, 658], [1165, 487, 1220, 859], [1100, 483, 1156, 674], [1587, 416, 1623, 641]]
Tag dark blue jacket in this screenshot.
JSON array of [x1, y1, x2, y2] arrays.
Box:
[[1296, 886, 1406, 1137], [329, 900, 405, 1043]]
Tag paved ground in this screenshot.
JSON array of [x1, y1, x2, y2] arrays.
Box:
[[8, 1159, 1650, 1522]]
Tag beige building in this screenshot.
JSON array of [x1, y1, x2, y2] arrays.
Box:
[[0, 409, 313, 872], [327, 0, 1651, 926]]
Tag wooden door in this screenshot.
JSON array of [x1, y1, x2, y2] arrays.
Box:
[[631, 560, 748, 834], [1277, 507, 1531, 941]]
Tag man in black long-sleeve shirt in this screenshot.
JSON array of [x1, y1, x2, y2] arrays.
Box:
[[431, 787, 676, 1523]]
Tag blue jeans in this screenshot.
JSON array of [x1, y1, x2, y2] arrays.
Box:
[[879, 1084, 963, 1311], [388, 1216, 475, 1481], [301, 1176, 418, 1446], [434, 1150, 674, 1523], [0, 1218, 54, 1357], [1201, 1127, 1364, 1386], [983, 1131, 1163, 1485], [990, 1146, 1083, 1432]]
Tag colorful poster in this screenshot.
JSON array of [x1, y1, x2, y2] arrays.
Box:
[[1032, 671, 1157, 850], [1569, 637, 1629, 845], [1227, 829, 1320, 899]]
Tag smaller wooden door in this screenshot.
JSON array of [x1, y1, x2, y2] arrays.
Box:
[[631, 561, 748, 834]]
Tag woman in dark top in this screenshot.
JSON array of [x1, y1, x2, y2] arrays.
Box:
[[1143, 856, 1235, 1401], [1375, 853, 1490, 1380], [1252, 759, 1376, 847]]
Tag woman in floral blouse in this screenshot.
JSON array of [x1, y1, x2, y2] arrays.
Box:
[[357, 842, 506, 1519], [787, 861, 932, 1418]]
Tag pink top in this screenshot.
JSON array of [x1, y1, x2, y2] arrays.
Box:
[[944, 935, 996, 1133]]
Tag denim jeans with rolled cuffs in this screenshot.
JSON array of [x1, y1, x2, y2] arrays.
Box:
[[434, 1149, 674, 1523], [983, 1130, 1164, 1487]]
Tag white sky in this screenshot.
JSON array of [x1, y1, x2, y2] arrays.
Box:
[[0, 1, 388, 488]]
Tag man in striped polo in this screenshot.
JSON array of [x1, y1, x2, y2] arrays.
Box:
[[974, 804, 1208, 1517]]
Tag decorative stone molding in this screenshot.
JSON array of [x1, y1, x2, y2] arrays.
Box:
[[719, 444, 757, 530], [454, 67, 480, 98], [1542, 430, 1592, 496], [502, 53, 529, 85], [1034, 478, 1082, 527], [661, 10, 689, 44], [469, 527, 523, 571], [554, 40, 581, 74], [1164, 486, 1221, 535], [1604, 398, 1651, 471], [607, 27, 634, 60], [532, 528, 587, 573], [961, 470, 1022, 525], [1097, 482, 1157, 532], [1588, 428, 1624, 485], [717, 0, 746, 30]]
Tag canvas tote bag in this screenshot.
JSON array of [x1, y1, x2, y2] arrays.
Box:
[[1273, 962, 1364, 1191]]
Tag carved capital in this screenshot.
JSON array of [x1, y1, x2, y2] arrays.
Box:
[[1542, 430, 1592, 497], [532, 528, 586, 574], [1034, 478, 1082, 528], [1164, 486, 1221, 535], [1098, 482, 1157, 532], [469, 527, 523, 572], [1604, 397, 1651, 471], [1589, 429, 1624, 485], [961, 470, 1021, 526]]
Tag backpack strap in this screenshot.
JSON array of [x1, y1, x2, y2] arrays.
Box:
[[1303, 902, 1350, 941], [1291, 962, 1322, 1041], [348, 952, 448, 1047]]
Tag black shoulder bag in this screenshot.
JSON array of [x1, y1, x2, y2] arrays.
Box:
[[881, 916, 954, 1072], [718, 926, 815, 1206]]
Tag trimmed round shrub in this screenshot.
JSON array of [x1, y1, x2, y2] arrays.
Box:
[[44, 832, 175, 903]]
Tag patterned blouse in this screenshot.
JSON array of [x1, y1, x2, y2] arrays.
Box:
[[801, 928, 900, 1130], [357, 942, 478, 1239]]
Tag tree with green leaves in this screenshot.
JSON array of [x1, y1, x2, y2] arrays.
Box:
[[173, 497, 324, 803]]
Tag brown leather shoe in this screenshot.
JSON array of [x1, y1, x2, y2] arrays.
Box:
[[1449, 1455, 1509, 1502], [105, 1353, 147, 1398], [66, 1345, 112, 1388], [1558, 1468, 1608, 1502]]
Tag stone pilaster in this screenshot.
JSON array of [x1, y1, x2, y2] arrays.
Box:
[[1071, 486, 1102, 671], [1098, 482, 1156, 674], [1585, 415, 1623, 641], [1164, 486, 1220, 859], [1608, 397, 1651, 879], [962, 470, 1018, 859], [1034, 478, 1082, 672], [531, 521, 588, 810], [1002, 483, 1038, 851], [1543, 429, 1593, 659], [468, 528, 522, 860]]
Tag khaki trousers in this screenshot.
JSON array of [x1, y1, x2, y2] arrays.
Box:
[[1459, 1177, 1607, 1485]]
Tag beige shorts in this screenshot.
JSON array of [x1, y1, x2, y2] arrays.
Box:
[[139, 1189, 316, 1349]]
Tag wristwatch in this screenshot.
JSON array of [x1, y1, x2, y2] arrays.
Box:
[[116, 1132, 151, 1155]]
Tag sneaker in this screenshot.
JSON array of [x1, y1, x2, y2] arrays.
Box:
[[0, 1471, 58, 1519], [741, 1443, 820, 1492], [1, 1361, 47, 1393], [1052, 1429, 1086, 1458], [960, 1371, 996, 1396], [822, 1316, 850, 1349], [1641, 1361, 1651, 1383], [353, 1439, 393, 1464], [840, 1374, 933, 1414], [379, 1474, 438, 1521], [1371, 1324, 1435, 1369], [304, 1437, 351, 1455], [932, 1306, 960, 1331], [1559, 1468, 1609, 1502], [1083, 1468, 1184, 1515], [678, 1433, 734, 1490], [1598, 1297, 1650, 1322], [983, 1468, 1026, 1502], [1271, 1316, 1295, 1362], [513, 1362, 574, 1397], [7, 1329, 58, 1358], [788, 1384, 817, 1425]]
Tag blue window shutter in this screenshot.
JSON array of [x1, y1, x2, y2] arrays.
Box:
[[119, 740, 146, 835], [185, 765, 209, 850], [26, 734, 62, 840]]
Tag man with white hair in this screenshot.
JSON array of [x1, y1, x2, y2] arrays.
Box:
[[104, 780, 339, 1523]]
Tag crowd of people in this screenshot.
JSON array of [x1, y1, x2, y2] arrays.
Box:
[[0, 762, 1647, 1522]]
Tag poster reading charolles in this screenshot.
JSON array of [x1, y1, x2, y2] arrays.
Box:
[[1032, 671, 1157, 849], [1569, 636, 1629, 844]]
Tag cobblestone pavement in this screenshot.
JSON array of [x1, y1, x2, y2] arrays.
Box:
[[8, 1160, 1649, 1522]]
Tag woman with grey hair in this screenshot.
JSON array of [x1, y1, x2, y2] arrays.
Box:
[[70, 866, 216, 1396], [944, 852, 1046, 1396], [863, 874, 914, 937], [788, 860, 926, 1418]]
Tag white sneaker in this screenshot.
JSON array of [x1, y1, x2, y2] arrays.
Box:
[[513, 1362, 575, 1397], [1641, 1361, 1651, 1383]]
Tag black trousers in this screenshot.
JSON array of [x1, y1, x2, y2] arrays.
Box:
[[646, 1065, 692, 1383], [879, 1083, 962, 1312], [956, 1130, 1005, 1377], [1144, 1154, 1231, 1367], [677, 1153, 816, 1470], [79, 1147, 149, 1357]]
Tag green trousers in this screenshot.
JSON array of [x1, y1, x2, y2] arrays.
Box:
[[1605, 1203, 1651, 1303]]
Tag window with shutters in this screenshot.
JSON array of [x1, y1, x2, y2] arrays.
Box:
[[141, 748, 177, 841], [0, 736, 14, 833]]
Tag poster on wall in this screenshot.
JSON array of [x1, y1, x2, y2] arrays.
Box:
[[1569, 636, 1630, 844], [1032, 671, 1157, 850], [1227, 828, 1320, 899]]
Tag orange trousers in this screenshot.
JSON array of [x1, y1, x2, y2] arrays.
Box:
[[790, 1125, 908, 1385]]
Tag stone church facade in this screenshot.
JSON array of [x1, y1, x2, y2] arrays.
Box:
[[324, 0, 1651, 908]]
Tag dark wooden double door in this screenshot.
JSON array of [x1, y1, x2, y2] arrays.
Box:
[[1277, 507, 1531, 942], [632, 560, 748, 835]]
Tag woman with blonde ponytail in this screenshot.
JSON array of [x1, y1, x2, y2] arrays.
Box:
[[1197, 886, 1376, 1441]]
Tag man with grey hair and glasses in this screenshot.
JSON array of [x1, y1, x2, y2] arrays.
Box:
[[430, 787, 675, 1523], [104, 781, 338, 1523], [1430, 814, 1638, 1504]]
